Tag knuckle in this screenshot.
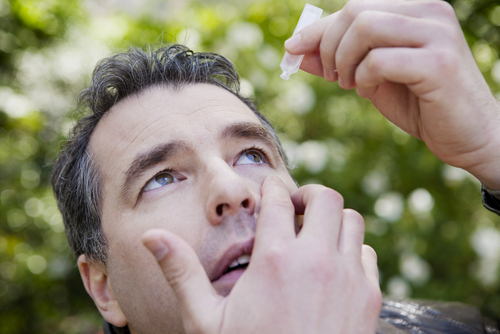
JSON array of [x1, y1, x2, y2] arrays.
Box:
[[432, 48, 459, 74], [319, 187, 344, 205], [343, 0, 365, 21], [165, 262, 190, 293], [425, 1, 456, 20], [362, 244, 378, 262], [263, 242, 288, 270], [343, 208, 364, 224], [344, 209, 366, 234], [266, 198, 294, 212], [365, 50, 385, 73], [352, 11, 374, 38], [310, 255, 337, 283]]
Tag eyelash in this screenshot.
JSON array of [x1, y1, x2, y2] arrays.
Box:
[[142, 146, 272, 193], [237, 145, 272, 166]]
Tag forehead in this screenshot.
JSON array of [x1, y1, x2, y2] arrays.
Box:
[[89, 84, 263, 171]]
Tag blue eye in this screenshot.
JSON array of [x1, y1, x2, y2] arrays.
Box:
[[236, 150, 265, 165], [143, 171, 177, 192]]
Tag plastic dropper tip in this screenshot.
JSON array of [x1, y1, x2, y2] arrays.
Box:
[[280, 71, 290, 80]]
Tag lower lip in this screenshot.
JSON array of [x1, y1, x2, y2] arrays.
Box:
[[212, 268, 246, 296]]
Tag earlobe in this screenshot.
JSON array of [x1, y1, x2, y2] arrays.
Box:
[[77, 254, 128, 328]]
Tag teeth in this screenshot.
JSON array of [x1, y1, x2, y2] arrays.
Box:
[[228, 260, 239, 269], [237, 254, 250, 265]]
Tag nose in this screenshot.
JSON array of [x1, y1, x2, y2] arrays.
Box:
[[205, 160, 256, 225]]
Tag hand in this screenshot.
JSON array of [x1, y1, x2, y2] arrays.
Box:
[[285, 0, 500, 189], [142, 176, 381, 334]]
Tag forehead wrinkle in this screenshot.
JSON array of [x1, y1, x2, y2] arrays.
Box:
[[119, 141, 189, 203]]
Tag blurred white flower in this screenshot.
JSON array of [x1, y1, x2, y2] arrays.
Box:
[[284, 81, 316, 114], [374, 192, 404, 222], [408, 188, 434, 215], [296, 140, 328, 174], [492, 60, 500, 84], [27, 255, 47, 275], [387, 276, 411, 298], [281, 139, 298, 169], [257, 44, 280, 70], [473, 41, 496, 70], [239, 78, 254, 97], [227, 22, 263, 49], [25, 198, 45, 218], [89, 16, 129, 41], [473, 258, 500, 287], [400, 252, 432, 286], [0, 88, 35, 118], [362, 171, 389, 196], [177, 28, 201, 51], [470, 226, 500, 287], [327, 139, 348, 172], [471, 226, 500, 260], [442, 165, 468, 187]]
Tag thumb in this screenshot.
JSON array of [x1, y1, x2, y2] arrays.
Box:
[[142, 229, 222, 333]]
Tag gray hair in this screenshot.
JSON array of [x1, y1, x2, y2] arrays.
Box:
[[51, 44, 289, 265]]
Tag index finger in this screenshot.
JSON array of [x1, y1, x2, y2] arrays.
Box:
[[254, 176, 296, 248], [285, 1, 447, 80], [291, 185, 344, 246]]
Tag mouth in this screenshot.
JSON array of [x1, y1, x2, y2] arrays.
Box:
[[222, 254, 250, 275], [209, 238, 254, 295]]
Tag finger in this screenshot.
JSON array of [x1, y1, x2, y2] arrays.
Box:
[[361, 245, 380, 287], [336, 11, 437, 89], [300, 50, 329, 79], [255, 176, 296, 248], [337, 209, 365, 258], [291, 185, 344, 246], [285, 0, 456, 80], [287, 0, 435, 56], [354, 47, 439, 99], [285, 12, 337, 56], [142, 229, 221, 332]]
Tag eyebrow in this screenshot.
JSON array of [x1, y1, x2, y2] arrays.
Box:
[[219, 121, 277, 150], [120, 141, 188, 201]]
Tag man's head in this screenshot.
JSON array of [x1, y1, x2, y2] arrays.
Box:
[[51, 45, 298, 333]]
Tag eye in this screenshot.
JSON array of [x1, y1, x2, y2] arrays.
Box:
[[143, 171, 177, 192], [236, 150, 265, 165]]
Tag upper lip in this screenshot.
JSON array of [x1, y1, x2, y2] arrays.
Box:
[[209, 238, 254, 282]]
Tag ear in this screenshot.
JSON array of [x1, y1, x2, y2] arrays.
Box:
[[78, 254, 128, 328]]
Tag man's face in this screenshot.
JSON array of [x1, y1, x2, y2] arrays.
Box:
[[89, 84, 297, 333]]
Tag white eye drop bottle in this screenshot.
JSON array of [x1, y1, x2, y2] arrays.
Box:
[[280, 4, 323, 80]]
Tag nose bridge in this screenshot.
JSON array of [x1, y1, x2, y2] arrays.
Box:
[[204, 157, 256, 225]]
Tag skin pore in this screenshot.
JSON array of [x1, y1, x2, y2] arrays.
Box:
[[79, 84, 298, 334]]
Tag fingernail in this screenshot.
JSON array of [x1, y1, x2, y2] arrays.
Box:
[[285, 33, 301, 50], [323, 69, 332, 82], [145, 239, 169, 260], [338, 76, 344, 88]]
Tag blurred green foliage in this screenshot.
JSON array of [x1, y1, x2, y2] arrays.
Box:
[[1, 0, 500, 332]]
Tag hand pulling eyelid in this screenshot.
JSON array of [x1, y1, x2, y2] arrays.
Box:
[[280, 4, 323, 80]]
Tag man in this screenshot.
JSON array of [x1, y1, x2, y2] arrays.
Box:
[[51, 0, 500, 333]]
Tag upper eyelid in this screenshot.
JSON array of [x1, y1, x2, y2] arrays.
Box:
[[142, 146, 272, 189], [237, 146, 272, 165]]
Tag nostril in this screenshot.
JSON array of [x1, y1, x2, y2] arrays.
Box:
[[241, 199, 249, 208], [216, 204, 223, 216]]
